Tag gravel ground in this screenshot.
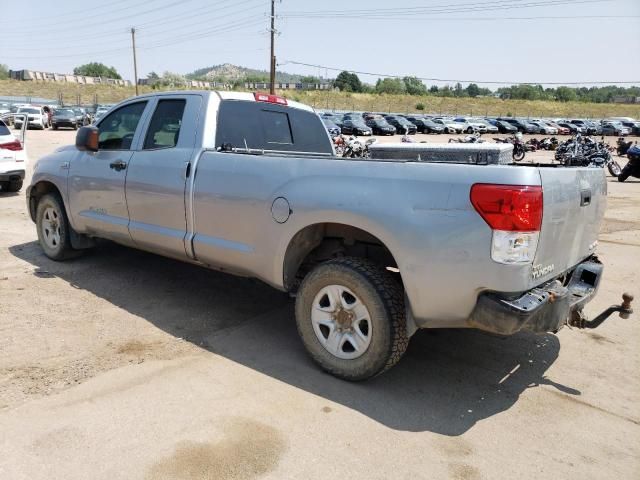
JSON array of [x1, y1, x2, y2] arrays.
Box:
[[0, 129, 638, 480]]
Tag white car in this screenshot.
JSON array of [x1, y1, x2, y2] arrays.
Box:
[[530, 120, 558, 135], [14, 106, 49, 130], [433, 118, 464, 134], [0, 116, 27, 192]]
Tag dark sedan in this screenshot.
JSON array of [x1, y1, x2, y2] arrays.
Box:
[[340, 118, 372, 136], [492, 120, 518, 134], [51, 109, 78, 130], [498, 118, 539, 134], [384, 115, 417, 134], [404, 116, 429, 133], [366, 118, 396, 135]]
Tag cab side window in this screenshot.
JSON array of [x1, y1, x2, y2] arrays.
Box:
[[98, 102, 147, 150], [143, 99, 186, 150]]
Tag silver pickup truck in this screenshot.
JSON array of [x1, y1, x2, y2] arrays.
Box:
[[26, 91, 632, 380]]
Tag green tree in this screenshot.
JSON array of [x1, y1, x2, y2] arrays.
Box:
[[555, 86, 578, 102], [403, 76, 426, 95], [429, 85, 439, 93], [334, 71, 363, 92], [453, 82, 466, 97], [375, 77, 406, 94], [466, 83, 480, 97], [0, 64, 9, 80], [147, 71, 160, 80], [73, 62, 122, 79]]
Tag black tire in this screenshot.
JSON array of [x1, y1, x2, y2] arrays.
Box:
[[295, 257, 409, 381], [608, 161, 622, 177], [513, 145, 526, 162], [52, 125, 58, 130], [618, 167, 630, 182], [466, 127, 474, 134], [35, 193, 78, 260], [8, 179, 23, 192]]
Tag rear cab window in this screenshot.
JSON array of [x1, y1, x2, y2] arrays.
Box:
[[0, 121, 10, 135], [215, 100, 332, 155]]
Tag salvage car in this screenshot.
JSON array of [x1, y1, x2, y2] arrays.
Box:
[[51, 109, 78, 130], [26, 91, 629, 381], [0, 115, 27, 192]]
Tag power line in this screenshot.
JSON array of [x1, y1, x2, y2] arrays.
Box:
[[281, 0, 614, 18], [279, 60, 640, 86], [10, 0, 265, 51]]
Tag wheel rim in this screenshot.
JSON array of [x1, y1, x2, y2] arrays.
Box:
[[41, 206, 62, 250], [311, 284, 372, 360]]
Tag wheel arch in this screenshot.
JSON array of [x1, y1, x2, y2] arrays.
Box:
[[28, 180, 65, 222], [282, 222, 401, 293]]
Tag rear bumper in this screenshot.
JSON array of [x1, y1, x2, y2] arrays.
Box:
[[468, 256, 603, 335], [0, 169, 25, 182]]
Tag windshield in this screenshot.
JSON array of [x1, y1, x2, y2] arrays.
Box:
[[322, 119, 336, 126], [55, 110, 75, 117], [18, 108, 40, 114]]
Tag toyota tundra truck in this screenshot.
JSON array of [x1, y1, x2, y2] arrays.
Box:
[[26, 91, 633, 380]]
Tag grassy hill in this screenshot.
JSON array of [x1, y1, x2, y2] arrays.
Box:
[[1, 79, 638, 118]]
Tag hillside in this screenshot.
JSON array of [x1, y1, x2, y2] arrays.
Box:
[[1, 79, 639, 119], [186, 63, 302, 83]]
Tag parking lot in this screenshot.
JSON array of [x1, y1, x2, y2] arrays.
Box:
[[1, 129, 639, 479]]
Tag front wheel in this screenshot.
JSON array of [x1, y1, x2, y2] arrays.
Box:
[[608, 161, 622, 177], [295, 257, 409, 381], [36, 193, 78, 260]]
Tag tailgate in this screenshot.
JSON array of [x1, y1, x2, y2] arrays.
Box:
[[532, 167, 606, 285]]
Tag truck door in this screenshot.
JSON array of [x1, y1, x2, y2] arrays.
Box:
[[125, 95, 201, 259], [68, 100, 150, 245]]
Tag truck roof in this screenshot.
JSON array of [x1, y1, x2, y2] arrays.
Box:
[[132, 90, 315, 113]]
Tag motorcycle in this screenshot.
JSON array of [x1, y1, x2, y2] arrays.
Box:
[[494, 133, 526, 161], [341, 136, 377, 158], [449, 132, 484, 144], [616, 137, 634, 156], [618, 144, 640, 182], [555, 134, 621, 176]]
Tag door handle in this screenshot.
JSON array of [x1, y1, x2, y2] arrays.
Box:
[[184, 161, 191, 179], [109, 160, 127, 171]]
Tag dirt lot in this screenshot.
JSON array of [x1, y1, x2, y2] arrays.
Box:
[[1, 129, 639, 480]]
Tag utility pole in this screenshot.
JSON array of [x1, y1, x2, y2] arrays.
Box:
[[269, 0, 276, 94], [131, 27, 139, 96]]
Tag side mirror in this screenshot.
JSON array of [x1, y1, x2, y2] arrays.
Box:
[[76, 126, 99, 152]]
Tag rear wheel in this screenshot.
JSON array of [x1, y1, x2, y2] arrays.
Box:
[[36, 193, 78, 260], [295, 257, 409, 381], [618, 166, 630, 182]]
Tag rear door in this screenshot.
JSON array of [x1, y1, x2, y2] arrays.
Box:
[[68, 100, 150, 245], [532, 167, 606, 285], [125, 95, 201, 259]]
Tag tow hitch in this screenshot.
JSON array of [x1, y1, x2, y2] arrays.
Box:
[[568, 293, 634, 329]]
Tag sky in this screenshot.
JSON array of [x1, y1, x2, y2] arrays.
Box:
[[1, 0, 639, 89]]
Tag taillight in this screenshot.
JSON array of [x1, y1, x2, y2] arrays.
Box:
[[470, 184, 543, 264], [254, 92, 288, 105], [0, 139, 23, 151]]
